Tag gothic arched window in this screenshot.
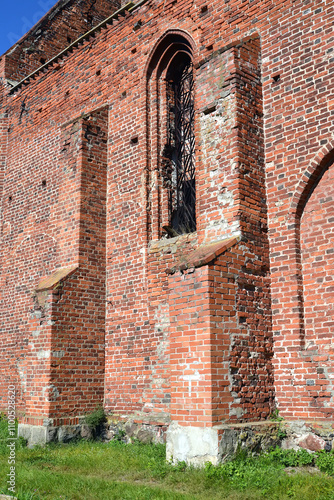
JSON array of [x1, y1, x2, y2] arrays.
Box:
[[164, 54, 196, 234], [147, 33, 196, 239]]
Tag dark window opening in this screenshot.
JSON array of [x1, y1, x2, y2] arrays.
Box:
[[164, 54, 196, 234]]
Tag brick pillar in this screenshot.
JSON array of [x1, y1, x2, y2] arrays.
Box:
[[166, 236, 274, 465], [167, 266, 221, 464], [19, 107, 108, 440], [49, 107, 108, 419], [166, 239, 238, 464]]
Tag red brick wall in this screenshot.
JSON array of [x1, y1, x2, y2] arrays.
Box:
[[301, 161, 334, 351], [0, 0, 122, 83], [48, 109, 108, 418], [264, 0, 334, 418], [0, 123, 61, 414], [168, 240, 273, 428], [272, 155, 334, 420], [196, 37, 266, 246], [169, 266, 217, 426], [0, 0, 333, 426]]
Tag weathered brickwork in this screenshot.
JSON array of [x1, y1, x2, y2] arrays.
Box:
[[0, 0, 333, 458], [1, 0, 122, 84]]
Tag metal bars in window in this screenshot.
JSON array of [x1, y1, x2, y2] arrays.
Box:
[[165, 59, 196, 234]]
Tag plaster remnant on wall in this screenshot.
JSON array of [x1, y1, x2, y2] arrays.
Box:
[[204, 219, 240, 242], [140, 301, 170, 410], [52, 351, 65, 358], [154, 302, 170, 359], [37, 349, 51, 359], [2, 221, 11, 236], [139, 246, 147, 280], [200, 96, 235, 172], [181, 370, 203, 395], [42, 385, 59, 402], [217, 187, 234, 207], [199, 92, 240, 240], [17, 362, 27, 392], [154, 302, 169, 330], [230, 406, 245, 418], [31, 309, 43, 319], [140, 171, 147, 207]]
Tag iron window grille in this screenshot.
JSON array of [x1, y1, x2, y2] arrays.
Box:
[[163, 57, 196, 234]]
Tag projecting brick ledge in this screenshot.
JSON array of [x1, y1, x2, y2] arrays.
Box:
[[166, 235, 241, 274], [36, 265, 79, 292]]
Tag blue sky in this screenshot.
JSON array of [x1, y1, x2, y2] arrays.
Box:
[[0, 0, 57, 56]]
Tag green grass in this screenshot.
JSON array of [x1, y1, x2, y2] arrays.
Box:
[[1, 416, 334, 500]]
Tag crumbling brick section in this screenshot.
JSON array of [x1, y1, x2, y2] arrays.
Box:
[[196, 37, 265, 246]]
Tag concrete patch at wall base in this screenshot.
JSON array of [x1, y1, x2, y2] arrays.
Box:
[[166, 423, 220, 466], [18, 424, 50, 447], [166, 422, 286, 466]]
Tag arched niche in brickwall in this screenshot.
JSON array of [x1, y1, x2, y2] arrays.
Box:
[[290, 141, 334, 350], [145, 30, 197, 241]]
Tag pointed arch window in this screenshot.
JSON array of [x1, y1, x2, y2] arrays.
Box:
[[165, 55, 196, 234], [147, 33, 196, 239]]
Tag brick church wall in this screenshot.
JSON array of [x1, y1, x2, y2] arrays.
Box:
[[0, 0, 333, 435]]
